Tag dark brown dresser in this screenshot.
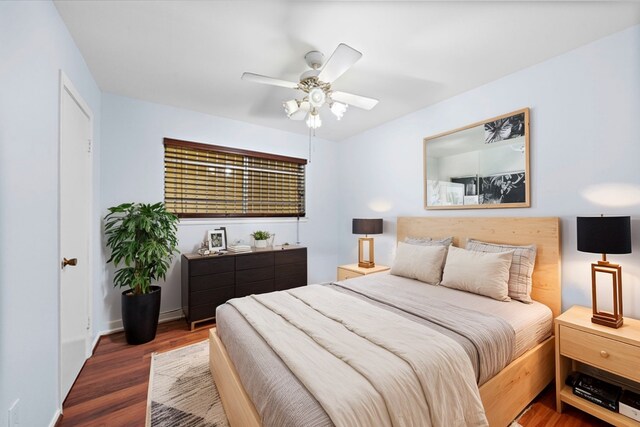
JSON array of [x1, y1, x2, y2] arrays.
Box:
[[181, 246, 307, 329]]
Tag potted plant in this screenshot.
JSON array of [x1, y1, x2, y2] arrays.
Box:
[[251, 230, 272, 248], [104, 202, 179, 344]]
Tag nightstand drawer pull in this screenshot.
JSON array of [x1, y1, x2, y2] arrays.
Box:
[[600, 350, 609, 358]]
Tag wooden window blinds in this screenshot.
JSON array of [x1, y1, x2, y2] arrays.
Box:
[[164, 138, 307, 218]]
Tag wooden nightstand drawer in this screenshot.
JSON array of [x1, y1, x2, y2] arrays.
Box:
[[560, 324, 640, 383], [337, 269, 363, 281], [337, 264, 390, 281]]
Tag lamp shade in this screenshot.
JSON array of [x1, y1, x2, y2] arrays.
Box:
[[352, 218, 383, 235], [577, 216, 631, 254]]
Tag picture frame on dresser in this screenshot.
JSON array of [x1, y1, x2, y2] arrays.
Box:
[[208, 227, 227, 251]]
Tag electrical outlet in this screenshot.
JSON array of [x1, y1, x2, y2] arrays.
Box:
[[8, 399, 19, 426]]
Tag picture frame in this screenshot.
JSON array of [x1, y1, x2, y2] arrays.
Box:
[[423, 108, 530, 210], [208, 227, 227, 251]]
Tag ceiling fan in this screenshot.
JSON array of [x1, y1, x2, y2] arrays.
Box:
[[242, 43, 379, 129]]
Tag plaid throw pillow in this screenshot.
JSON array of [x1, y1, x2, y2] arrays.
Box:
[[466, 239, 537, 303]]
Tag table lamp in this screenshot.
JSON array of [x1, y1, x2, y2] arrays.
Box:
[[577, 215, 632, 328], [352, 218, 383, 268]]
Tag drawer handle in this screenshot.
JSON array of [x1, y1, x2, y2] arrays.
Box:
[[600, 350, 609, 358]]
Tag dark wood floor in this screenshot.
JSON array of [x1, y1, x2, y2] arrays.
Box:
[[60, 319, 609, 426], [59, 319, 213, 426]]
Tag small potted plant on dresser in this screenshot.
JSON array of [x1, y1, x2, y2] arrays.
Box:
[[104, 202, 179, 344], [251, 230, 272, 248]]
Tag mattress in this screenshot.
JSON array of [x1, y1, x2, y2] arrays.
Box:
[[215, 272, 553, 427]]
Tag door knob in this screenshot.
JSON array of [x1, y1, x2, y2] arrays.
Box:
[[62, 257, 78, 269]]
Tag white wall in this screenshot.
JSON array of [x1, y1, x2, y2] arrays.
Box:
[[0, 2, 102, 425], [338, 24, 640, 319], [99, 94, 339, 331]]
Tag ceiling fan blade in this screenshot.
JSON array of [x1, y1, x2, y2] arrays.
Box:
[[331, 91, 378, 110], [241, 72, 299, 89], [318, 44, 362, 83]]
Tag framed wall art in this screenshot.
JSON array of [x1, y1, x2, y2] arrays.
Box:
[[423, 108, 530, 210]]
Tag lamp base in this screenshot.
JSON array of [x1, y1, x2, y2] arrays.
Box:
[[590, 259, 624, 329], [592, 312, 623, 329], [357, 237, 375, 269]]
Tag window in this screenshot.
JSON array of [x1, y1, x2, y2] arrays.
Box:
[[164, 138, 307, 218]]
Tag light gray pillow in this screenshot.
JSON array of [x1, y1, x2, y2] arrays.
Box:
[[441, 246, 513, 301], [466, 239, 537, 303], [391, 242, 448, 285]]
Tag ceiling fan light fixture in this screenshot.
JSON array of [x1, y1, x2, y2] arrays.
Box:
[[283, 99, 299, 117], [330, 101, 348, 120], [306, 110, 322, 129], [308, 87, 326, 108]]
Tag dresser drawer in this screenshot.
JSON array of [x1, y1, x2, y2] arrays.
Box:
[[189, 257, 235, 276], [236, 266, 274, 284], [275, 261, 307, 279], [560, 325, 640, 382], [236, 252, 274, 270], [189, 286, 234, 321], [275, 274, 306, 291], [191, 286, 235, 308], [236, 279, 275, 298], [275, 248, 307, 265], [190, 271, 235, 292]]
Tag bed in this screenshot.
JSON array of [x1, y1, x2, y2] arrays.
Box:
[[209, 217, 561, 427]]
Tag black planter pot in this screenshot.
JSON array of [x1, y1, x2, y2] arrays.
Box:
[[121, 286, 161, 345]]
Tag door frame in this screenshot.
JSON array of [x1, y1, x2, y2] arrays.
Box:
[[58, 70, 94, 408]]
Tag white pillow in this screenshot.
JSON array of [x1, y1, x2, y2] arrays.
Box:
[[391, 242, 447, 285], [441, 246, 514, 301], [466, 239, 537, 303]]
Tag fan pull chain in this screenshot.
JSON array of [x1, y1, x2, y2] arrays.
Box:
[[308, 128, 312, 163]]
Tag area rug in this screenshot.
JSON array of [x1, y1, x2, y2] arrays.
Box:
[[147, 340, 229, 427]]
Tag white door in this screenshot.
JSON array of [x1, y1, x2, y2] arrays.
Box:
[[59, 72, 92, 402]]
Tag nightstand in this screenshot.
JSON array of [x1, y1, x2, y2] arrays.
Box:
[[337, 263, 390, 281], [555, 305, 640, 426]]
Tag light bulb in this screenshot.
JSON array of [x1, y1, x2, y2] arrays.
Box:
[[283, 99, 299, 117], [330, 102, 348, 120], [306, 111, 322, 129], [308, 87, 326, 108]]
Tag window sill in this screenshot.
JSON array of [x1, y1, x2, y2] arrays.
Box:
[[179, 217, 309, 226]]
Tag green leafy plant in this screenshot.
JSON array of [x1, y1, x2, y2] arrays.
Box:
[[104, 202, 179, 295], [251, 230, 272, 240]]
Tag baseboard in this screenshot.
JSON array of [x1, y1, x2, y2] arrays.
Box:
[[49, 408, 61, 427], [90, 332, 101, 355], [103, 308, 184, 335]]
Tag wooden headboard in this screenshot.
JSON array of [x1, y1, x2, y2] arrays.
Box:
[[397, 217, 562, 318]]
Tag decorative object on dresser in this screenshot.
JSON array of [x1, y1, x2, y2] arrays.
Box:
[[337, 263, 390, 281], [555, 305, 640, 426], [227, 244, 251, 253], [577, 215, 632, 328], [104, 202, 179, 345], [208, 227, 227, 252], [181, 246, 307, 330], [352, 218, 383, 268], [250, 230, 272, 248], [424, 108, 530, 210]]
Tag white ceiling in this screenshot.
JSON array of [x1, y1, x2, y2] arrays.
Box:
[[54, 1, 640, 141]]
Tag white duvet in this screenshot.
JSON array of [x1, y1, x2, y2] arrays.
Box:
[[228, 285, 488, 427]]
